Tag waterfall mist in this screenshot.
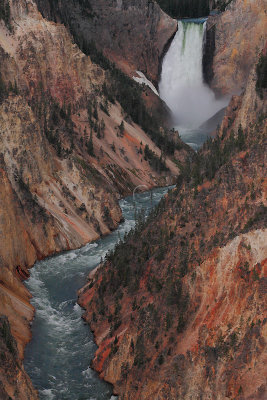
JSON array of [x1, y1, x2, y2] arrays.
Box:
[[159, 20, 229, 147]]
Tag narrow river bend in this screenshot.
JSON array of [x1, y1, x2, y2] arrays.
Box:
[[24, 186, 171, 400]]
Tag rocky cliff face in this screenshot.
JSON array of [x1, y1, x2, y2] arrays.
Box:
[[79, 82, 267, 400], [206, 0, 266, 94], [35, 0, 177, 85], [78, 9, 267, 397], [0, 316, 38, 399], [0, 0, 189, 397]]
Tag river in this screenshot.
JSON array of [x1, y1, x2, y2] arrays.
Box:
[[24, 17, 228, 400], [24, 186, 171, 400]]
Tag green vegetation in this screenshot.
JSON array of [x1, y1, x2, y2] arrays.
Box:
[[0, 0, 11, 30], [155, 0, 209, 19], [216, 0, 234, 12], [103, 67, 177, 155], [0, 74, 19, 103], [0, 74, 7, 103], [64, 25, 178, 155], [17, 176, 49, 224], [76, 0, 94, 18], [38, 1, 183, 157], [31, 96, 74, 157], [242, 204, 267, 233], [182, 125, 246, 186], [256, 52, 267, 99], [87, 128, 94, 156], [74, 157, 105, 185], [92, 202, 191, 343], [144, 144, 169, 173], [117, 121, 125, 138], [0, 317, 16, 356]]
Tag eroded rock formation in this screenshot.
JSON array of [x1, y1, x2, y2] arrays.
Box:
[[206, 0, 267, 94], [79, 66, 267, 399], [35, 0, 177, 85], [0, 0, 189, 396], [78, 1, 267, 396]]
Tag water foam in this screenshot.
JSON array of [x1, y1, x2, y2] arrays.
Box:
[[25, 186, 170, 399], [159, 21, 228, 131]]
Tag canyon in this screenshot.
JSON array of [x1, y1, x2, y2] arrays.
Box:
[[205, 0, 266, 94], [0, 0, 266, 399], [0, 0, 189, 397], [35, 0, 178, 85], [78, 1, 267, 399], [79, 66, 267, 399]]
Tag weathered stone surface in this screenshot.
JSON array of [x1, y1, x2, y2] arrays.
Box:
[[207, 0, 267, 94], [0, 1, 188, 397], [80, 107, 267, 399], [78, 3, 267, 394], [35, 0, 177, 84], [0, 316, 38, 399]]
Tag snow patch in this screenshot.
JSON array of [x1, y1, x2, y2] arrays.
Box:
[[133, 71, 159, 96], [116, 0, 123, 10]]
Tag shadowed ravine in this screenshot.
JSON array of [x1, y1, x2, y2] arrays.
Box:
[[24, 187, 171, 400]]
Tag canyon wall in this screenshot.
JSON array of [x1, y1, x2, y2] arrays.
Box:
[[0, 0, 265, 397], [206, 0, 267, 94], [0, 0, 190, 397], [0, 316, 38, 399], [79, 62, 267, 399], [35, 0, 177, 85], [78, 0, 267, 396]]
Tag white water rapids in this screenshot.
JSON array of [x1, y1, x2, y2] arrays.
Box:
[[159, 20, 229, 149], [24, 187, 171, 399]]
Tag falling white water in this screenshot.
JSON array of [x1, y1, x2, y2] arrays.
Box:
[[159, 20, 228, 145]]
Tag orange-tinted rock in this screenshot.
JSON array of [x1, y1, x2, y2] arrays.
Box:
[[0, 0, 189, 397], [208, 0, 267, 94], [78, 33, 267, 398]]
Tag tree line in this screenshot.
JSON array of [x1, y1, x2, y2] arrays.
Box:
[[155, 0, 210, 19]]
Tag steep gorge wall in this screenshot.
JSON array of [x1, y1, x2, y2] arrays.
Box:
[[0, 0, 190, 397], [205, 0, 267, 94], [79, 64, 267, 399], [78, 1, 267, 395], [35, 0, 177, 85]]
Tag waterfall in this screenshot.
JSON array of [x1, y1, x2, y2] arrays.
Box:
[[159, 20, 228, 148]]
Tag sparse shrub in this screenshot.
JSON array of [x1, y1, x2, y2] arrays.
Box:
[[256, 52, 267, 98], [0, 0, 12, 30]]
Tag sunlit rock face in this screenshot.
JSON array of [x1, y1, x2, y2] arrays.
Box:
[[78, 0, 267, 396], [207, 0, 266, 95], [79, 71, 267, 398], [0, 0, 189, 397]]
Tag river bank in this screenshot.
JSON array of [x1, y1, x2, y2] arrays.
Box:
[[24, 186, 172, 399]]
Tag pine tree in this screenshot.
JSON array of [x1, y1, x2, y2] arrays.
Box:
[[87, 102, 92, 123], [237, 124, 245, 150], [100, 118, 105, 138], [0, 73, 7, 102], [87, 127, 94, 156], [118, 120, 125, 137]]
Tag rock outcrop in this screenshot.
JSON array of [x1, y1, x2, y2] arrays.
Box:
[[0, 0, 190, 397], [0, 316, 38, 399], [206, 0, 267, 94], [79, 75, 267, 399], [35, 0, 177, 85], [78, 3, 267, 395]]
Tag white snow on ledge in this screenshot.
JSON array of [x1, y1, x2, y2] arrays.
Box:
[[133, 71, 159, 96]]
